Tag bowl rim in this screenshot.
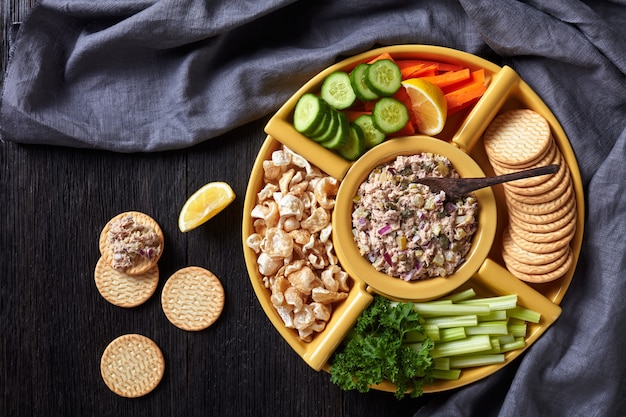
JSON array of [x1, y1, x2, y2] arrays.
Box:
[[332, 136, 498, 301]]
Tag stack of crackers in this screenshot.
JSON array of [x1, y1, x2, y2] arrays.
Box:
[[96, 211, 164, 308], [483, 109, 577, 283]]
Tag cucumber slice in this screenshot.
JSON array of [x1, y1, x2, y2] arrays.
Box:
[[365, 59, 402, 97], [320, 111, 350, 149], [353, 114, 386, 148], [349, 63, 379, 101], [293, 93, 328, 135], [337, 124, 366, 161], [311, 108, 340, 143], [307, 109, 331, 138], [372, 97, 409, 134], [320, 71, 356, 110]]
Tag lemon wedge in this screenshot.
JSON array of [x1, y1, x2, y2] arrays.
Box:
[[178, 182, 235, 232], [401, 78, 447, 136]]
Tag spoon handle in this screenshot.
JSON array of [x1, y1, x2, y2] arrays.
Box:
[[472, 164, 560, 190]]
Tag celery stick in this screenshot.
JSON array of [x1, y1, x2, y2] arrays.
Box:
[[500, 337, 526, 353], [427, 299, 454, 305], [442, 288, 477, 303], [465, 321, 509, 336], [508, 322, 528, 338], [439, 327, 466, 342], [424, 315, 478, 329], [459, 294, 518, 311], [484, 337, 502, 354], [497, 334, 516, 345], [413, 303, 490, 317], [424, 324, 440, 341], [449, 354, 505, 368], [477, 310, 507, 322], [430, 335, 492, 358], [432, 369, 461, 380], [507, 306, 541, 323], [433, 357, 450, 371]]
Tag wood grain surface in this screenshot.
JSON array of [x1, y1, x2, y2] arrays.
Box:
[[0, 2, 433, 416]]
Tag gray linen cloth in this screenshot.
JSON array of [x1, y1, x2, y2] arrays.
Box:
[[2, 0, 625, 415]]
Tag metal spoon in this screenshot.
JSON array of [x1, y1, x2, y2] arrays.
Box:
[[413, 164, 560, 200]]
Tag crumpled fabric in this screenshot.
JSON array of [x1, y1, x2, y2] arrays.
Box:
[[2, 0, 626, 415]]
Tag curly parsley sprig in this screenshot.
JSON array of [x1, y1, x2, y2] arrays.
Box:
[[329, 296, 434, 399]]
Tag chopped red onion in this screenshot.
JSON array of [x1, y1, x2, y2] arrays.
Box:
[[378, 224, 392, 235]]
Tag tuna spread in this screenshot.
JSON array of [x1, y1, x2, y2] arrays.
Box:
[[107, 215, 162, 271], [352, 153, 478, 281]]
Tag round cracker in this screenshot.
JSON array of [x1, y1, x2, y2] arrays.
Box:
[[94, 256, 159, 308], [484, 109, 552, 167], [502, 243, 569, 275], [504, 168, 571, 205], [501, 227, 569, 265], [161, 266, 225, 331], [100, 334, 165, 398], [505, 183, 574, 216], [505, 152, 567, 196], [506, 248, 573, 283], [507, 223, 574, 254], [508, 193, 576, 225], [99, 211, 164, 275], [508, 204, 576, 234], [508, 215, 576, 244], [490, 142, 557, 187]]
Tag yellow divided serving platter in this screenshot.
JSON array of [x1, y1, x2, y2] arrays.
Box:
[[242, 45, 584, 393]]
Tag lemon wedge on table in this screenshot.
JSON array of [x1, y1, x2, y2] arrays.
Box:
[[178, 182, 236, 232], [401, 78, 447, 136]]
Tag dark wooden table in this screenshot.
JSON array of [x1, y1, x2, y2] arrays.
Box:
[[1, 2, 436, 416]]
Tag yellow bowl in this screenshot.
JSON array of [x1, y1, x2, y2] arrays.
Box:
[[333, 136, 497, 301]]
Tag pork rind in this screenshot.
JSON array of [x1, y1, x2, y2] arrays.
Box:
[[246, 146, 350, 342]]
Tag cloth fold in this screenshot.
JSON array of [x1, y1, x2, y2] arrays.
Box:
[[1, 0, 487, 151], [2, 0, 626, 415]]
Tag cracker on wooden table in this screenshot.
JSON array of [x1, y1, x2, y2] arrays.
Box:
[[100, 334, 165, 398], [94, 256, 159, 308], [99, 211, 164, 275], [161, 266, 225, 331], [484, 109, 552, 168]]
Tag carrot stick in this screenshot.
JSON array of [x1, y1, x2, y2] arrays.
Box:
[[445, 81, 487, 114], [389, 120, 416, 137], [363, 101, 376, 112], [367, 52, 395, 64], [441, 69, 485, 94], [392, 87, 417, 124], [403, 64, 438, 79], [344, 110, 371, 122], [395, 59, 464, 72], [418, 68, 471, 88], [400, 63, 426, 79]]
